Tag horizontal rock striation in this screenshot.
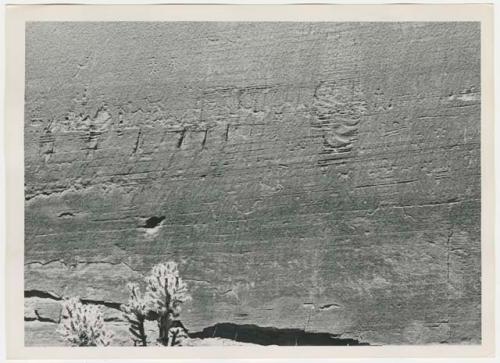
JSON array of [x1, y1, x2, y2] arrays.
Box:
[[25, 22, 481, 345]]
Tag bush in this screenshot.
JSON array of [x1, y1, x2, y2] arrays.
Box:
[[121, 261, 191, 346], [57, 297, 113, 346], [122, 283, 150, 346]]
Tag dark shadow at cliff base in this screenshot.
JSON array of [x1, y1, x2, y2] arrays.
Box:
[[190, 323, 369, 346]]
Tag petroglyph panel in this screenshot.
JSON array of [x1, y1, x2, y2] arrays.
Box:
[[24, 22, 481, 346]]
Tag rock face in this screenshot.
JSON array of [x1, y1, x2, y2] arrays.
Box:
[[25, 22, 481, 345]]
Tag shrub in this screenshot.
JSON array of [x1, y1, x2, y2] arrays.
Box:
[[57, 297, 113, 346], [121, 283, 149, 346], [121, 261, 191, 346]]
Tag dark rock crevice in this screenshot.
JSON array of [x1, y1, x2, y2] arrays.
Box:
[[25, 289, 122, 310], [140, 216, 166, 229], [58, 211, 75, 218], [25, 289, 62, 301], [189, 322, 369, 346], [33, 310, 59, 324], [177, 129, 187, 148], [80, 298, 122, 310]]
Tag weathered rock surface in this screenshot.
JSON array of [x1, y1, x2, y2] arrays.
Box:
[[25, 22, 481, 345], [24, 312, 256, 347]]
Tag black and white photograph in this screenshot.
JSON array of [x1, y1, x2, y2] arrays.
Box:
[[3, 3, 495, 358]]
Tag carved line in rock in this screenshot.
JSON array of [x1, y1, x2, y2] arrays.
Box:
[[310, 80, 368, 159]]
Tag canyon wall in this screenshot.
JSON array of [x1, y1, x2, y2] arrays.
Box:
[[24, 22, 481, 345]]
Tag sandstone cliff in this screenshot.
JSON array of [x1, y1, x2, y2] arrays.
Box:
[[25, 22, 481, 345]]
